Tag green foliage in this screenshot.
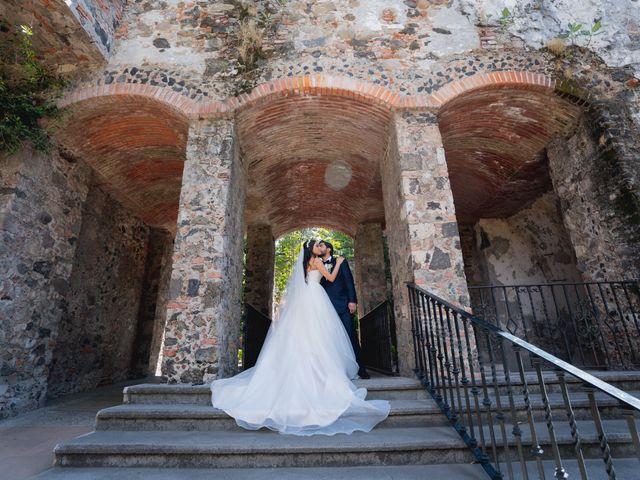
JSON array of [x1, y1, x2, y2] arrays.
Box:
[[483, 7, 513, 27], [498, 7, 513, 26], [0, 21, 66, 156], [558, 19, 603, 47], [273, 227, 354, 304]]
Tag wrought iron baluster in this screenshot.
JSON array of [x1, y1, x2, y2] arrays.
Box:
[[499, 339, 529, 480], [596, 282, 628, 367], [440, 305, 458, 422], [619, 282, 640, 336], [547, 285, 572, 361], [463, 316, 486, 458], [418, 292, 433, 389], [434, 300, 450, 411], [514, 347, 544, 479], [585, 282, 618, 368], [453, 311, 475, 445], [445, 307, 463, 428], [473, 324, 501, 475], [551, 285, 584, 364], [424, 293, 441, 399], [619, 404, 640, 462], [585, 387, 616, 479], [514, 287, 530, 343], [559, 283, 586, 366], [412, 289, 427, 380], [534, 360, 568, 479], [609, 283, 638, 365], [490, 287, 502, 328], [408, 287, 420, 373], [486, 332, 514, 479], [557, 370, 589, 479], [572, 283, 602, 368]]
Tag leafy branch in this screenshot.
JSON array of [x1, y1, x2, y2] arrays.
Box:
[[0, 20, 66, 156], [558, 19, 603, 48]]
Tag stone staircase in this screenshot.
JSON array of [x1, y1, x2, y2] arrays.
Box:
[[34, 373, 640, 479]]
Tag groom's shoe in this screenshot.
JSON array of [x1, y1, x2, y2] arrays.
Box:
[[358, 368, 370, 379]]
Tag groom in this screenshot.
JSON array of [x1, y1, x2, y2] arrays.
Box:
[[318, 240, 370, 379]]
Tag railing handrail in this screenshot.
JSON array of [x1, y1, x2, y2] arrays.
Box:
[[408, 282, 640, 411], [360, 300, 389, 318], [244, 302, 272, 322]]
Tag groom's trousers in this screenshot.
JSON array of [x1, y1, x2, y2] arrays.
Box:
[[339, 311, 364, 369]]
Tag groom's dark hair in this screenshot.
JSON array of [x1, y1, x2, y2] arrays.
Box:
[[319, 240, 333, 255]]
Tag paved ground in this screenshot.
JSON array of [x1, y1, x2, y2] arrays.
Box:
[[0, 377, 152, 480]]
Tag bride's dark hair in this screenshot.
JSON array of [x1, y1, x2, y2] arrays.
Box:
[[302, 239, 316, 282]]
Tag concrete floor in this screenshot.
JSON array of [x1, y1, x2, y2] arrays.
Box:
[[0, 377, 151, 480]]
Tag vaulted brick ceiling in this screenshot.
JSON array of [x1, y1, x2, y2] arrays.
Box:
[[438, 87, 583, 224], [56, 96, 188, 230], [237, 95, 391, 237]]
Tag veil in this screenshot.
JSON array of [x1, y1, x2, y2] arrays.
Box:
[[273, 244, 306, 323]]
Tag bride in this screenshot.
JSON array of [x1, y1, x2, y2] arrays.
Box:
[[210, 239, 390, 436]]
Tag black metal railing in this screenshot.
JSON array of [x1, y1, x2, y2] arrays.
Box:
[[360, 301, 399, 375], [242, 303, 271, 369], [469, 281, 640, 370], [408, 283, 640, 479]]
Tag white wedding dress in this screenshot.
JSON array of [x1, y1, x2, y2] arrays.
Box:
[[210, 250, 390, 436]]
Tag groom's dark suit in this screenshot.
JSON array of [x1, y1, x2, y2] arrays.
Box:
[[320, 256, 365, 371]]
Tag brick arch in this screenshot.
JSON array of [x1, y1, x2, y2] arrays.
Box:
[[434, 73, 587, 224], [56, 93, 190, 231], [428, 71, 590, 110], [58, 83, 200, 119]]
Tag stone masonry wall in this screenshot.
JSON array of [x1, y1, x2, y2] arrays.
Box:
[[0, 148, 91, 418], [162, 119, 246, 384], [548, 107, 640, 281], [468, 191, 583, 286], [46, 183, 150, 399]]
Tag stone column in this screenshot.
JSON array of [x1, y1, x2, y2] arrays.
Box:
[[161, 119, 246, 384], [381, 112, 470, 376], [244, 224, 275, 317], [354, 222, 387, 317]]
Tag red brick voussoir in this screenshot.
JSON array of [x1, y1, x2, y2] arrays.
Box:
[[59, 71, 573, 118]]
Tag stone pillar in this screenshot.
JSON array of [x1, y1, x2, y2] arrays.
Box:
[[381, 112, 470, 376], [161, 119, 246, 384], [354, 222, 387, 317], [244, 224, 275, 316], [548, 102, 640, 281]]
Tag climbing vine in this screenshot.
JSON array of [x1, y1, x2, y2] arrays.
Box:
[[0, 20, 66, 156]]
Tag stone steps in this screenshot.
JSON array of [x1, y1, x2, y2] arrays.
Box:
[[41, 374, 640, 478], [123, 377, 429, 405], [96, 399, 447, 431], [33, 464, 489, 480], [52, 426, 474, 468], [32, 458, 640, 480]]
